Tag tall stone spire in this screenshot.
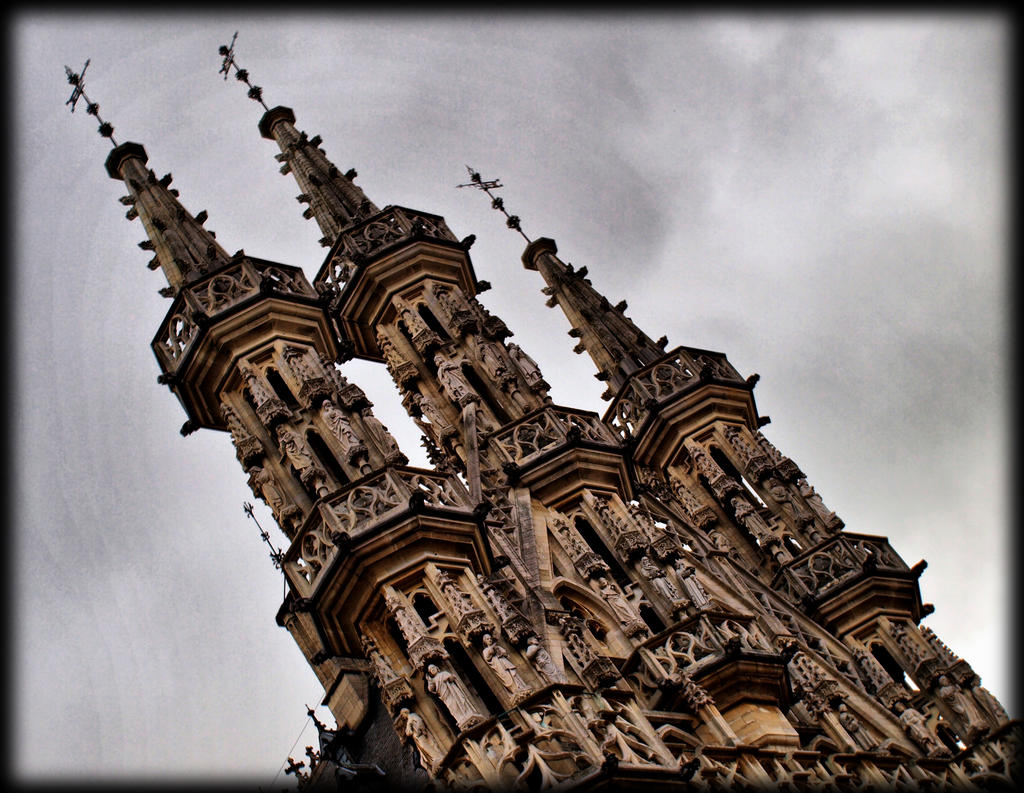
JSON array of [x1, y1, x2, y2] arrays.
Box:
[[523, 237, 667, 399], [65, 58, 231, 294], [105, 143, 232, 294], [218, 34, 379, 247], [459, 170, 666, 399]]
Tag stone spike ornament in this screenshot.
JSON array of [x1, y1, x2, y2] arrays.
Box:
[[66, 44, 1020, 792]]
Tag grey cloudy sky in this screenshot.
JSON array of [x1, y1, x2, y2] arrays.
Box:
[[14, 13, 1010, 784]]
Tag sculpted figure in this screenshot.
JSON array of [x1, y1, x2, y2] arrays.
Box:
[[276, 425, 318, 474], [476, 338, 509, 381], [376, 332, 406, 374], [412, 392, 453, 434], [400, 708, 442, 770], [595, 577, 639, 627], [320, 400, 364, 460], [434, 353, 476, 406], [797, 478, 840, 527], [248, 465, 285, 515], [426, 664, 483, 728], [507, 343, 546, 387], [672, 562, 712, 611], [359, 407, 404, 461], [731, 496, 773, 543], [894, 701, 948, 756], [937, 675, 987, 738], [766, 478, 813, 524], [838, 703, 875, 750], [481, 633, 530, 693], [640, 556, 682, 604], [524, 635, 563, 683]]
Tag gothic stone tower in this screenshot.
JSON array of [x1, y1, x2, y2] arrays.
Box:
[[74, 48, 1018, 791]]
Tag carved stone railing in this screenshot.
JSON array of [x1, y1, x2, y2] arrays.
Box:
[[440, 687, 676, 788], [282, 467, 475, 596], [315, 205, 460, 291], [489, 406, 620, 469], [772, 533, 909, 606], [152, 257, 317, 370], [624, 611, 777, 682], [604, 346, 745, 440]]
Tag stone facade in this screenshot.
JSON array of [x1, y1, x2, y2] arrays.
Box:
[[83, 58, 1017, 792]]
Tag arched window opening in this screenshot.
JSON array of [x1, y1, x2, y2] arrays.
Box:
[[574, 516, 631, 589], [710, 446, 766, 509], [306, 429, 349, 492], [871, 643, 917, 690], [443, 639, 502, 720], [639, 603, 666, 635], [783, 535, 803, 557], [417, 303, 451, 341], [412, 592, 440, 626], [241, 387, 259, 414], [266, 367, 300, 410]]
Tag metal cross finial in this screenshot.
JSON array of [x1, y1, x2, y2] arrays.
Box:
[[63, 58, 118, 146], [243, 501, 285, 570], [217, 31, 238, 79], [457, 165, 530, 243], [217, 32, 269, 110]]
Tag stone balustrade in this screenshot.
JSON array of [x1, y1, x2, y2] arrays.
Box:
[[152, 257, 316, 370], [605, 347, 744, 440], [282, 467, 474, 596], [314, 205, 460, 291]]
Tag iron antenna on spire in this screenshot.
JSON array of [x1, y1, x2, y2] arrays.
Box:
[[63, 58, 118, 146], [457, 165, 530, 243], [217, 32, 269, 110]]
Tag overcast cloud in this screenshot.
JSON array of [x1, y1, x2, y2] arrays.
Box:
[[14, 13, 1009, 784]]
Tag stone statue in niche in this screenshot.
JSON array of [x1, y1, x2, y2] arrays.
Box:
[[412, 392, 454, 436], [434, 353, 477, 407], [524, 635, 563, 683], [766, 478, 813, 525], [892, 701, 948, 756], [476, 338, 510, 382], [936, 675, 987, 739], [357, 407, 405, 463], [320, 399, 366, 463], [399, 708, 442, 771], [248, 464, 285, 516], [275, 424, 327, 494], [508, 343, 548, 390], [426, 663, 484, 729], [639, 555, 683, 606], [837, 703, 875, 751], [673, 561, 714, 612], [796, 478, 843, 530], [481, 633, 530, 694], [594, 577, 646, 637], [730, 495, 773, 544]]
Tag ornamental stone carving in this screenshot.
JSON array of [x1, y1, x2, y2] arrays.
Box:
[[426, 663, 485, 730]]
